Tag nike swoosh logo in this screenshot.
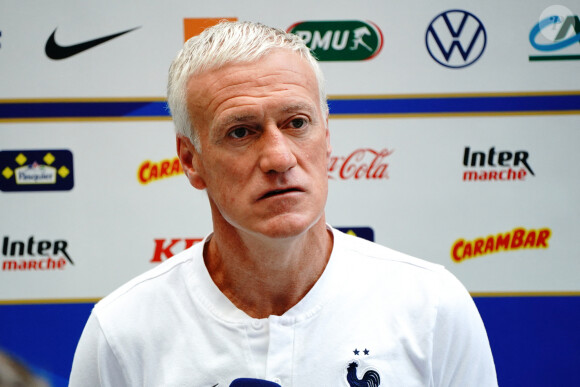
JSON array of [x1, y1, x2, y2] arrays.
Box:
[[45, 26, 140, 60]]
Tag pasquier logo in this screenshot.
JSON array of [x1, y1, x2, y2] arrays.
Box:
[[328, 148, 393, 180], [288, 20, 383, 61], [425, 9, 487, 68], [0, 149, 74, 192], [335, 227, 375, 242]]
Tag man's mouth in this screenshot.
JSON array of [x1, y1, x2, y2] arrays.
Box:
[[259, 188, 302, 200]]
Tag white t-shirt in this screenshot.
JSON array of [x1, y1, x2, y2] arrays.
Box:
[[70, 227, 497, 386]]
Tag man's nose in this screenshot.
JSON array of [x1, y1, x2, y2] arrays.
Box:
[[258, 126, 297, 173]]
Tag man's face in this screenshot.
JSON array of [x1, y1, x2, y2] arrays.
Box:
[[179, 49, 331, 240]]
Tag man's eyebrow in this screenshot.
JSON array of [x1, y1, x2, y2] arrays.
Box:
[[280, 103, 316, 114], [218, 103, 316, 127], [219, 114, 257, 127]]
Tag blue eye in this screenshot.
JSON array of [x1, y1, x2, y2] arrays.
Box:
[[230, 127, 249, 139], [290, 118, 307, 128]]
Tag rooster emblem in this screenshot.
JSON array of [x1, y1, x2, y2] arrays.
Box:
[[346, 361, 380, 387]]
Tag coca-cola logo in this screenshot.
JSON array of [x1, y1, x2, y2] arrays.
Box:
[[328, 148, 393, 180]]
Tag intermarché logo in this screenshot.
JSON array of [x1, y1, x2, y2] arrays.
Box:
[[425, 9, 487, 68], [288, 20, 383, 61]]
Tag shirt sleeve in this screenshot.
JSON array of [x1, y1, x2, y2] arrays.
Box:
[[69, 311, 128, 387], [431, 269, 498, 387]]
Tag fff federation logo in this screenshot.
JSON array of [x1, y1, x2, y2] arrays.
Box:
[[0, 150, 74, 192], [425, 9, 487, 68]]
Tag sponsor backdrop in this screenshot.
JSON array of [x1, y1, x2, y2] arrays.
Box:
[[1, 0, 579, 385]]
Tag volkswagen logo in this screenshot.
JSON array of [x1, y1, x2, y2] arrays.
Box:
[[425, 9, 487, 68]]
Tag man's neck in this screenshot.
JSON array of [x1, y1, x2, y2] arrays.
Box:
[[204, 219, 333, 319]]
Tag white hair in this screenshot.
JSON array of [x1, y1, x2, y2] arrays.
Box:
[[167, 20, 328, 151]]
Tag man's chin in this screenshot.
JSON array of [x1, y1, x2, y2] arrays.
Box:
[[251, 214, 325, 240]]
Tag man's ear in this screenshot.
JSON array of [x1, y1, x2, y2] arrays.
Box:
[[325, 118, 332, 159], [176, 135, 207, 190]]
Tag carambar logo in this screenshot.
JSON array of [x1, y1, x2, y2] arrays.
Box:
[[138, 156, 183, 185], [451, 227, 551, 263], [288, 20, 383, 61]]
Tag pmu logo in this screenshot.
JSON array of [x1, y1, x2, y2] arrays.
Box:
[[529, 5, 580, 61], [425, 10, 487, 68], [0, 150, 74, 192], [451, 227, 551, 263], [288, 20, 383, 61], [150, 238, 203, 263], [462, 146, 534, 182], [328, 148, 393, 180], [138, 156, 183, 185], [2, 235, 74, 271]]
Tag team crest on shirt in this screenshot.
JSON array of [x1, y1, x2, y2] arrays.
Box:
[[345, 348, 381, 386]]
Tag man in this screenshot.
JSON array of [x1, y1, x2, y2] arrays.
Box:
[[70, 21, 497, 386], [0, 351, 49, 387]]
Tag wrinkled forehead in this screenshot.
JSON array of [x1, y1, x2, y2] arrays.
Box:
[[186, 47, 312, 85], [185, 50, 320, 121], [187, 51, 324, 138]]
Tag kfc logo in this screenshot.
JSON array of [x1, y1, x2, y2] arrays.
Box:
[[328, 148, 393, 180], [150, 238, 203, 263]]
